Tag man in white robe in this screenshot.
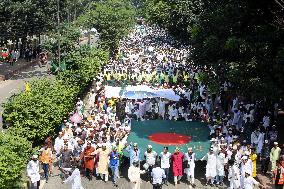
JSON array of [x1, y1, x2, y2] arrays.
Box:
[[228, 160, 240, 189], [240, 156, 252, 188], [201, 148, 217, 186], [54, 132, 64, 155], [184, 147, 196, 187], [243, 172, 263, 189], [138, 101, 146, 120], [63, 166, 84, 189], [216, 152, 227, 185], [27, 155, 41, 189], [88, 89, 96, 108], [128, 161, 146, 189], [158, 99, 166, 119]]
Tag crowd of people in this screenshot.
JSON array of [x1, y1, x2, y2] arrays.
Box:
[[0, 47, 20, 65], [0, 45, 47, 67], [26, 23, 284, 189]]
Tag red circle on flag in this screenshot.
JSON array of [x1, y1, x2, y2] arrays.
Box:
[[148, 133, 191, 145]]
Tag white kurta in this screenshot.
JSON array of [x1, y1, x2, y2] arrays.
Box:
[[64, 168, 83, 189], [158, 100, 166, 118], [216, 154, 227, 176], [240, 161, 253, 188], [27, 160, 40, 183], [228, 164, 240, 189], [128, 166, 145, 189], [202, 153, 217, 178], [184, 152, 195, 181], [160, 152, 171, 169], [54, 137, 64, 154], [243, 176, 259, 189], [88, 93, 96, 107]]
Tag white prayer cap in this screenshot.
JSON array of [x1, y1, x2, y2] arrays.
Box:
[[32, 154, 38, 159], [133, 143, 138, 147], [274, 142, 278, 145], [148, 145, 152, 149], [265, 140, 269, 144], [241, 156, 248, 160], [245, 151, 250, 156], [97, 143, 102, 147], [272, 125, 276, 127], [188, 147, 193, 151], [210, 138, 216, 142], [221, 137, 225, 141]]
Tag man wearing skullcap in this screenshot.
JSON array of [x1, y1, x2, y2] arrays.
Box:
[[270, 142, 281, 171], [171, 147, 183, 185], [184, 147, 196, 187], [27, 155, 40, 189], [201, 148, 217, 186], [80, 141, 95, 181], [96, 143, 111, 182], [144, 145, 157, 182], [109, 146, 120, 187]]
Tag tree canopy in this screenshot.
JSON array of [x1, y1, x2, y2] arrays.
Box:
[[77, 0, 136, 52], [0, 0, 92, 42], [141, 0, 284, 100]]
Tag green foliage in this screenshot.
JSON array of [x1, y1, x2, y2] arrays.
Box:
[[141, 0, 284, 100], [0, 0, 92, 42], [0, 129, 33, 188], [3, 79, 76, 142], [77, 0, 136, 52], [43, 24, 81, 55], [3, 47, 108, 143], [142, 0, 203, 39]]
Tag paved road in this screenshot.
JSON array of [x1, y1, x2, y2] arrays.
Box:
[[41, 165, 227, 189], [41, 160, 262, 189], [0, 64, 52, 129]]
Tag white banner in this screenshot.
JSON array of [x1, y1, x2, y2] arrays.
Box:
[[104, 85, 180, 101]]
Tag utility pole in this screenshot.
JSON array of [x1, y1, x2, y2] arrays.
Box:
[[57, 0, 61, 65], [88, 3, 91, 47]]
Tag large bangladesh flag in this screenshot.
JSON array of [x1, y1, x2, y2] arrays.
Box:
[[126, 120, 211, 159]]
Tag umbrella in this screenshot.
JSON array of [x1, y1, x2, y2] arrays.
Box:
[[70, 113, 82, 123]]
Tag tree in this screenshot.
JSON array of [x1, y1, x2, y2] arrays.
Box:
[[141, 0, 284, 100], [77, 0, 136, 52], [0, 128, 33, 188]]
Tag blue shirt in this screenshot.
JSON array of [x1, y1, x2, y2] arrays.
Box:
[[109, 151, 119, 168], [125, 146, 141, 165]]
